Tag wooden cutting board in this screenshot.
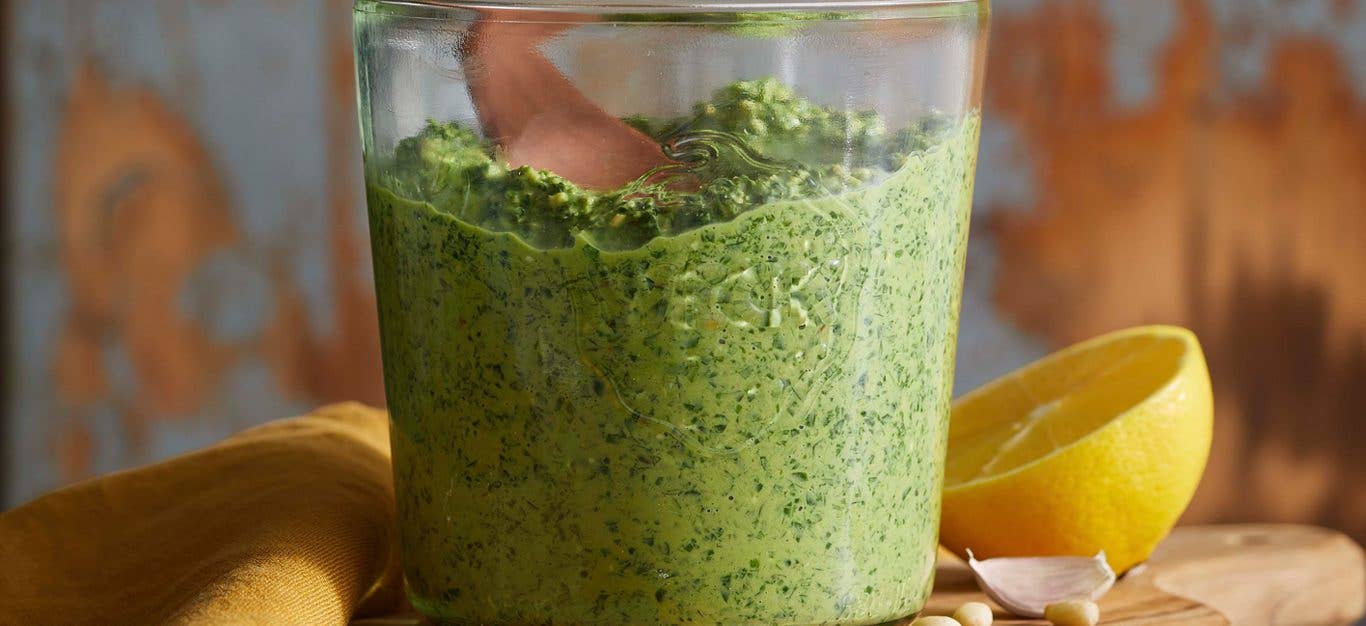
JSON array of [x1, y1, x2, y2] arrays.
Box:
[[355, 524, 1365, 626], [921, 524, 1364, 625]]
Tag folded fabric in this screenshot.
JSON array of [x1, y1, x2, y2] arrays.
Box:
[[0, 403, 404, 625]]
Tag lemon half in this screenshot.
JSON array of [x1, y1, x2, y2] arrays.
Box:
[[940, 326, 1213, 573]]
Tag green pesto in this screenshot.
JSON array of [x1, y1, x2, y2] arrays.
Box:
[[367, 80, 979, 625], [381, 79, 944, 251]]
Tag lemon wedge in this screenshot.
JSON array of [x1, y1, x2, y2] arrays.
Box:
[[940, 325, 1213, 573]]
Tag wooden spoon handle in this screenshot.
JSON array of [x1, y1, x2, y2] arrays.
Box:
[[463, 10, 671, 189]]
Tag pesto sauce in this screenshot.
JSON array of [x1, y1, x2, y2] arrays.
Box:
[[381, 79, 940, 251], [368, 80, 980, 625]]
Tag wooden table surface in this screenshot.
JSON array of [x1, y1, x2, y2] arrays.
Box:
[[921, 524, 1364, 625], [355, 524, 1365, 626]]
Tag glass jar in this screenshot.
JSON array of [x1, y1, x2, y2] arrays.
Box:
[[353, 1, 988, 623]]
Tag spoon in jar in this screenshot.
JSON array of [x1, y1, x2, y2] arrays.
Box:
[[462, 9, 674, 189]]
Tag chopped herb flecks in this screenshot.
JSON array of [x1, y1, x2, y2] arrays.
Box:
[[369, 79, 980, 625]]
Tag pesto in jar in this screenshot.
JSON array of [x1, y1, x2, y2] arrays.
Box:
[[367, 79, 979, 625]]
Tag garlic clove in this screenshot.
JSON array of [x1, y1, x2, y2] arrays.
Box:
[[964, 550, 1116, 619]]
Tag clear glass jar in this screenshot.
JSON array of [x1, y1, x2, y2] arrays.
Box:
[[353, 1, 988, 623]]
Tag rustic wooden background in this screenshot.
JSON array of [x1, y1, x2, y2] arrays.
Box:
[[4, 0, 1365, 543]]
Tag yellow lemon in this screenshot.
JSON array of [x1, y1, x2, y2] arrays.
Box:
[[940, 326, 1212, 573]]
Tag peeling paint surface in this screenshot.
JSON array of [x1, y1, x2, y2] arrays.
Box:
[[1209, 0, 1366, 98], [5, 0, 383, 507], [981, 0, 1366, 540], [1099, 0, 1177, 110], [6, 0, 1366, 544]]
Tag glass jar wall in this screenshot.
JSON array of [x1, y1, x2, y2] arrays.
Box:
[[353, 1, 988, 623]]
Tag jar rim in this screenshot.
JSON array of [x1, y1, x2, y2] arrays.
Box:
[[357, 0, 982, 17]]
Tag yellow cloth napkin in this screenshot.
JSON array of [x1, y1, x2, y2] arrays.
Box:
[[0, 403, 405, 625]]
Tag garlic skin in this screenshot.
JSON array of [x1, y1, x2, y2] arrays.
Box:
[[964, 550, 1116, 618]]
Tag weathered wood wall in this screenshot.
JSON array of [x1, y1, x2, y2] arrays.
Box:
[[5, 0, 1365, 541], [982, 1, 1366, 537], [5, 0, 383, 500]]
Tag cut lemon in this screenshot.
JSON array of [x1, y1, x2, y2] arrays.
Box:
[[940, 326, 1212, 573]]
